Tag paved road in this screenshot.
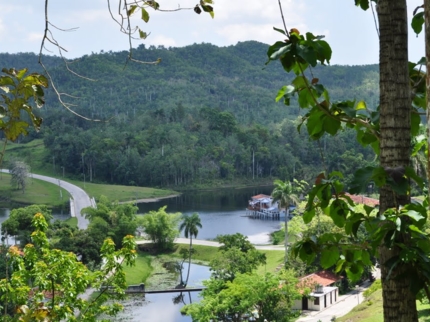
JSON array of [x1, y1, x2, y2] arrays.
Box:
[[136, 237, 285, 251], [31, 174, 91, 229], [2, 170, 91, 229], [296, 268, 380, 322], [296, 282, 371, 322]]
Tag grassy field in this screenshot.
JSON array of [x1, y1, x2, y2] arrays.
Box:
[[337, 289, 430, 322], [124, 243, 284, 286], [0, 173, 70, 208], [123, 252, 153, 285], [1, 139, 178, 206], [63, 179, 178, 203]]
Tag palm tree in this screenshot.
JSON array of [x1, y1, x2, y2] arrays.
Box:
[[179, 212, 202, 287], [271, 180, 300, 261]]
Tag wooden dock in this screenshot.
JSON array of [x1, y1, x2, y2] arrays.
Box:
[[246, 207, 281, 219]]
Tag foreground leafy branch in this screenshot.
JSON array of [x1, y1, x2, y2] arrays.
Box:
[[0, 213, 136, 321]]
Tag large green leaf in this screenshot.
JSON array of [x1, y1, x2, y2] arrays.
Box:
[[267, 41, 289, 61], [275, 85, 295, 102], [345, 263, 364, 281], [321, 246, 339, 269], [273, 27, 286, 36], [302, 208, 315, 224], [306, 111, 324, 139], [0, 76, 15, 87], [349, 166, 375, 194], [296, 45, 317, 67], [355, 0, 369, 10], [322, 115, 341, 135], [141, 8, 150, 22], [329, 199, 347, 228], [411, 11, 424, 35]]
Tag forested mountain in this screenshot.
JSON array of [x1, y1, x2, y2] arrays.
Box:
[[1, 41, 379, 188]]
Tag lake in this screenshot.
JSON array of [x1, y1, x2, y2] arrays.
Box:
[[137, 185, 283, 243], [116, 185, 283, 321]]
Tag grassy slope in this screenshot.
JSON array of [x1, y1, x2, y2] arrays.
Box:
[[2, 139, 178, 205], [0, 173, 70, 208], [337, 289, 430, 322]]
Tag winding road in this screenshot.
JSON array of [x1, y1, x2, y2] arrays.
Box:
[[31, 174, 91, 229], [2, 170, 92, 229]]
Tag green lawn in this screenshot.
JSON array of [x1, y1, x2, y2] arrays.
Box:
[[124, 243, 285, 286], [336, 289, 430, 322], [257, 249, 285, 274], [123, 252, 153, 285], [1, 139, 178, 206], [64, 179, 178, 203], [0, 173, 70, 208]]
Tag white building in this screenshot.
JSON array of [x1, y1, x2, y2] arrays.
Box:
[[293, 271, 341, 311]]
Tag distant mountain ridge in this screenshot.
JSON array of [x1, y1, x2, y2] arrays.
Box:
[[1, 41, 379, 126]]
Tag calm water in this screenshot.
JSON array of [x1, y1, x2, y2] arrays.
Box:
[[117, 186, 282, 321], [0, 208, 70, 244], [137, 186, 283, 243], [113, 264, 210, 322]]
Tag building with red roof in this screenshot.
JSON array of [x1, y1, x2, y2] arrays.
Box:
[[293, 271, 341, 312], [343, 193, 379, 207]]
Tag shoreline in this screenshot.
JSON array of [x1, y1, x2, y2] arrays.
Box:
[[126, 194, 181, 204]]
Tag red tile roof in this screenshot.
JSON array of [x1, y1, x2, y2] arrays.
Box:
[[251, 194, 271, 200], [343, 193, 379, 207], [299, 271, 341, 288]]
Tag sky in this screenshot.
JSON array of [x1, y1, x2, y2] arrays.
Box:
[[0, 0, 424, 66]]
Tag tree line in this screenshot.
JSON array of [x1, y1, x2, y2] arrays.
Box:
[[1, 41, 379, 188]]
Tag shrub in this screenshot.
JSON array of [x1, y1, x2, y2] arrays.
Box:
[[363, 279, 382, 298]]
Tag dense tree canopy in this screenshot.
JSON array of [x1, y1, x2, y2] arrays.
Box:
[[1, 42, 378, 188], [139, 206, 181, 250]]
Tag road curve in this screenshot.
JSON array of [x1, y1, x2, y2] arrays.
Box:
[[1, 170, 91, 229], [31, 174, 91, 229]]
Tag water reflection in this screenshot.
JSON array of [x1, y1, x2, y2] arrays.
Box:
[[113, 264, 210, 322], [0, 208, 70, 244], [137, 186, 282, 243]]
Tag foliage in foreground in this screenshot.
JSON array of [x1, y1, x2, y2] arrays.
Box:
[[183, 233, 299, 321], [183, 269, 300, 322], [0, 213, 136, 321]]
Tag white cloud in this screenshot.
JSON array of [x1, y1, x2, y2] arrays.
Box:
[[145, 34, 177, 47], [216, 22, 308, 45], [25, 32, 43, 43], [0, 18, 5, 39]]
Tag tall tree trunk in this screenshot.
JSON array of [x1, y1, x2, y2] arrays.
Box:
[[425, 0, 430, 203], [185, 237, 192, 286], [285, 203, 289, 262], [378, 1, 417, 321]]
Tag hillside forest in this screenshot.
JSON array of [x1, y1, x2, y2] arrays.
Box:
[[2, 41, 379, 188]]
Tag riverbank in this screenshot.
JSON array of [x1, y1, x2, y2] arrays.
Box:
[[170, 178, 274, 192], [123, 241, 284, 290], [125, 194, 181, 204]]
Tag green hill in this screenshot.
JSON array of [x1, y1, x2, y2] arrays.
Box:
[[1, 42, 379, 188]]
